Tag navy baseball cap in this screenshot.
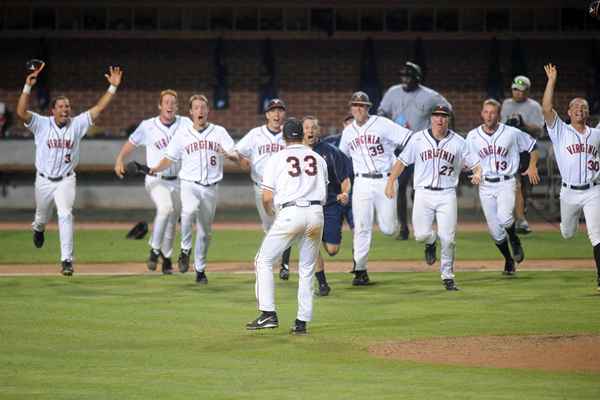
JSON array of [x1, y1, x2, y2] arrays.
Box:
[[431, 104, 451, 116], [283, 117, 303, 140], [349, 91, 372, 106], [265, 98, 286, 112]]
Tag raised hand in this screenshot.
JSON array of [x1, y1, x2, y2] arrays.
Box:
[[105, 66, 123, 87], [544, 64, 557, 82], [25, 61, 45, 87]]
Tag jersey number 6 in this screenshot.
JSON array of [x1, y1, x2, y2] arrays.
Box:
[[287, 155, 317, 177]]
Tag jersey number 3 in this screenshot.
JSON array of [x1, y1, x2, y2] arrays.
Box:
[[287, 156, 317, 177]]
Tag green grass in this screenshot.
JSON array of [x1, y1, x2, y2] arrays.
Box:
[[0, 271, 599, 399], [0, 229, 594, 264]]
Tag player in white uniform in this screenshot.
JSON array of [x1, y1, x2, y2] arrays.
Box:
[[466, 99, 540, 275], [339, 92, 412, 285], [114, 90, 184, 274], [542, 64, 600, 291], [385, 105, 481, 291], [150, 94, 235, 284], [233, 98, 292, 280], [16, 62, 122, 276], [246, 118, 327, 335]]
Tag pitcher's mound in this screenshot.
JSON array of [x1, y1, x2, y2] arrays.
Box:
[[369, 334, 600, 372]]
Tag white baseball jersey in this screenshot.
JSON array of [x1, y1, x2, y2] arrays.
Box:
[[235, 125, 286, 184], [547, 112, 600, 185], [129, 116, 186, 177], [466, 123, 536, 178], [339, 115, 412, 174], [398, 129, 479, 189], [166, 122, 235, 184], [261, 144, 328, 208], [25, 111, 92, 177]]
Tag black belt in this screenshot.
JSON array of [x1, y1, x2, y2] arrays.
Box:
[[39, 172, 72, 182], [194, 181, 217, 187], [161, 176, 177, 181], [355, 173, 390, 179], [281, 200, 321, 209], [562, 182, 597, 190], [424, 186, 445, 191], [484, 175, 513, 183]]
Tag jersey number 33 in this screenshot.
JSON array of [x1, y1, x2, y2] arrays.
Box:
[[287, 155, 317, 177]]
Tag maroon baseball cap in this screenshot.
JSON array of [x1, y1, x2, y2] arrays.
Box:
[[265, 98, 286, 112], [431, 104, 451, 116]]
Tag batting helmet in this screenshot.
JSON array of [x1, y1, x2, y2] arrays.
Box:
[[400, 61, 423, 82], [283, 117, 303, 140]]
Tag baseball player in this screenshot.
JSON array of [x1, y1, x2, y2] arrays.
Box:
[[378, 61, 452, 241], [114, 90, 184, 274], [466, 99, 540, 275], [246, 117, 328, 335], [150, 94, 235, 284], [339, 91, 412, 285], [385, 105, 482, 291], [302, 116, 351, 296], [233, 98, 292, 280], [16, 62, 122, 276], [542, 64, 600, 291]]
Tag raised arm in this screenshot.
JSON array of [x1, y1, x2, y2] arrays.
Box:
[[89, 66, 123, 123], [542, 64, 558, 125], [16, 62, 46, 124]]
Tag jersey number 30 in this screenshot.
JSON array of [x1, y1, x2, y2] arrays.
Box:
[[287, 156, 317, 177]]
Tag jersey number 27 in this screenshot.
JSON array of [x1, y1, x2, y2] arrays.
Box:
[[287, 156, 317, 177]]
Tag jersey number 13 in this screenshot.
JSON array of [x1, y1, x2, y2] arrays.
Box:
[[287, 156, 317, 177]]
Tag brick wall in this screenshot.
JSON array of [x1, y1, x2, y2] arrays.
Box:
[[0, 37, 592, 137]]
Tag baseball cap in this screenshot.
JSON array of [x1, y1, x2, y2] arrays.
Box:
[[512, 75, 531, 91], [431, 104, 451, 116], [348, 91, 372, 106], [400, 61, 423, 80], [265, 98, 286, 112]]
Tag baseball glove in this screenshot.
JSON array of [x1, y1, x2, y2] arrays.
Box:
[[126, 221, 148, 240], [591, 1, 600, 20], [25, 59, 44, 73], [126, 161, 151, 176]]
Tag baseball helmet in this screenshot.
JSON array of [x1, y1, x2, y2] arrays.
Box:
[[283, 117, 303, 140], [400, 61, 423, 81], [348, 91, 372, 106]]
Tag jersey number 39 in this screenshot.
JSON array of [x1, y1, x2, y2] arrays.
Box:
[[287, 156, 317, 177]]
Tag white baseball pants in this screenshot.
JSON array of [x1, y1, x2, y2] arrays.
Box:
[[254, 205, 323, 322], [560, 185, 600, 246], [180, 181, 218, 273], [253, 183, 275, 233], [412, 188, 457, 280], [352, 177, 398, 271], [479, 178, 517, 243], [32, 173, 76, 262], [145, 176, 180, 258]]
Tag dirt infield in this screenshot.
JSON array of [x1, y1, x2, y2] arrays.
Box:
[[369, 335, 600, 372], [0, 258, 593, 276]]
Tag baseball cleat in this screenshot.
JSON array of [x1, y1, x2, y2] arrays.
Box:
[[33, 230, 44, 248], [516, 220, 532, 235], [290, 319, 308, 335], [395, 226, 410, 241], [316, 283, 331, 297], [352, 270, 370, 286], [502, 259, 516, 276], [246, 312, 279, 330], [443, 279, 459, 291], [61, 260, 73, 276], [178, 249, 191, 273], [425, 243, 437, 265], [147, 249, 160, 271], [161, 257, 173, 275], [510, 237, 524, 263], [195, 271, 208, 284], [279, 264, 290, 280]]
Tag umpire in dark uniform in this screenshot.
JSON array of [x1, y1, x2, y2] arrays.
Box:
[[303, 115, 351, 296]]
